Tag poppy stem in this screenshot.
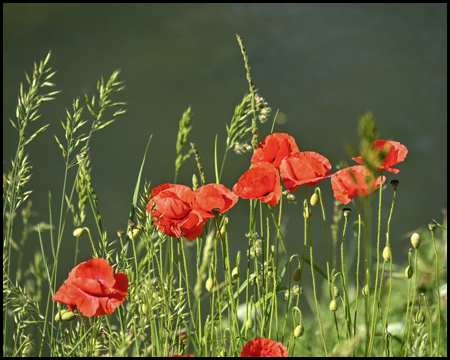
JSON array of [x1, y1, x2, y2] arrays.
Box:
[[305, 186, 328, 356]]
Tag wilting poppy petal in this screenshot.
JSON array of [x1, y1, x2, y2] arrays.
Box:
[[331, 165, 386, 205], [280, 151, 333, 192], [233, 163, 281, 206], [52, 258, 128, 317], [352, 140, 408, 174], [251, 133, 300, 169], [241, 337, 288, 357], [194, 183, 239, 219]]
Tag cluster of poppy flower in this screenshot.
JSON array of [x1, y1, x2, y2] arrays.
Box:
[[52, 133, 407, 323], [147, 133, 407, 242]]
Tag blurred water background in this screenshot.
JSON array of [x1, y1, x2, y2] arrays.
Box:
[[3, 3, 447, 314]]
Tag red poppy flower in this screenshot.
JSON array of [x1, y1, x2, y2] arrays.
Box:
[[331, 165, 386, 205], [146, 184, 205, 240], [194, 183, 239, 219], [251, 133, 300, 169], [167, 355, 194, 357], [352, 140, 408, 174], [52, 258, 128, 317], [233, 163, 281, 206], [280, 151, 333, 192], [241, 337, 288, 357]]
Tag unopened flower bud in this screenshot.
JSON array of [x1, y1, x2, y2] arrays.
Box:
[[206, 278, 214, 292], [390, 179, 399, 189], [330, 299, 338, 312], [362, 284, 370, 297], [73, 228, 85, 238], [382, 246, 391, 261], [117, 229, 125, 238], [141, 303, 149, 316], [405, 266, 413, 279], [343, 208, 351, 218], [55, 309, 76, 322], [332, 286, 340, 299], [411, 233, 421, 249], [303, 207, 312, 219], [232, 267, 239, 280], [294, 325, 304, 338], [310, 193, 320, 206], [428, 222, 437, 232], [128, 228, 140, 240], [127, 220, 136, 228], [245, 318, 254, 330], [292, 267, 301, 282]]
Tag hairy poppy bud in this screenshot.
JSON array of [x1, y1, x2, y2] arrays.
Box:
[[141, 303, 149, 316], [411, 233, 421, 249], [206, 278, 214, 292], [405, 266, 413, 279], [232, 267, 239, 280], [55, 309, 76, 322], [382, 246, 391, 261], [292, 267, 301, 282], [310, 193, 320, 206], [362, 284, 370, 297], [73, 228, 85, 238], [332, 286, 340, 298], [303, 207, 312, 219], [330, 299, 338, 312], [294, 325, 304, 338], [245, 318, 254, 330], [128, 228, 140, 240]]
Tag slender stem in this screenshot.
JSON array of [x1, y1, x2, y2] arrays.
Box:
[[430, 227, 441, 356], [306, 186, 328, 356]]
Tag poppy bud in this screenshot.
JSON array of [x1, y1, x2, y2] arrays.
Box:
[[330, 299, 338, 312], [128, 228, 140, 240], [245, 318, 254, 330], [332, 286, 340, 298], [414, 309, 425, 324], [310, 193, 320, 206], [292, 267, 301, 282], [206, 278, 214, 292], [390, 179, 399, 189], [428, 222, 437, 232], [382, 246, 391, 261], [55, 309, 76, 322], [343, 208, 351, 218], [232, 267, 239, 280], [141, 303, 149, 316], [117, 229, 125, 238], [362, 284, 370, 297], [405, 266, 413, 279], [411, 233, 421, 249], [303, 207, 312, 219], [294, 325, 304, 338], [219, 350, 227, 357], [127, 220, 136, 228], [73, 228, 85, 238]]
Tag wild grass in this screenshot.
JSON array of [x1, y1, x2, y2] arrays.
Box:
[[3, 36, 447, 357]]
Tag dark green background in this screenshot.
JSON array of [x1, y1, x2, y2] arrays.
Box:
[[3, 4, 447, 300]]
